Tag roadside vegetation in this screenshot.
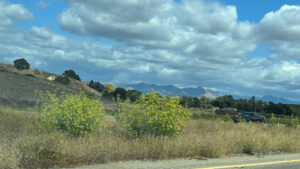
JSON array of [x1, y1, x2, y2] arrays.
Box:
[[1, 92, 300, 169], [1, 59, 300, 168]]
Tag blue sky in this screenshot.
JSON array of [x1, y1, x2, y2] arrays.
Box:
[[1, 0, 300, 101]]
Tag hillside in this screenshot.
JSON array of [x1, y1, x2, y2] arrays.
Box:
[[0, 63, 101, 107]]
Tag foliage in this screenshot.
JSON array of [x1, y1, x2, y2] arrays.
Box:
[[212, 95, 235, 108], [54, 76, 70, 85], [264, 102, 293, 115], [269, 113, 277, 124], [13, 58, 30, 70], [119, 92, 191, 137], [199, 96, 213, 109], [127, 89, 142, 102], [88, 80, 105, 92], [38, 91, 105, 136], [113, 87, 127, 101], [286, 114, 299, 128], [106, 84, 115, 93], [63, 70, 81, 81]]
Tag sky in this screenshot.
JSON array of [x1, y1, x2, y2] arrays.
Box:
[[1, 0, 300, 101]]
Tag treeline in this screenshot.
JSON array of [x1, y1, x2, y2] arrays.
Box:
[[88, 80, 142, 102], [181, 95, 296, 116]]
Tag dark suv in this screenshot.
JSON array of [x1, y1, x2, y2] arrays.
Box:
[[232, 112, 266, 123]]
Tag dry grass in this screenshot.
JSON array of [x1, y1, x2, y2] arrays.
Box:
[[2, 108, 300, 169]]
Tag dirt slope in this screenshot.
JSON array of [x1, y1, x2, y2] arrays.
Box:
[[0, 63, 101, 107]]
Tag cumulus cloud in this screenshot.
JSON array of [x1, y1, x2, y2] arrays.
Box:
[[37, 1, 48, 9], [258, 5, 300, 42], [59, 0, 256, 62], [0, 1, 33, 29]]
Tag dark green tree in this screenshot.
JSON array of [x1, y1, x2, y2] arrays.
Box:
[[13, 58, 30, 70], [200, 96, 213, 109], [55, 76, 70, 85], [63, 70, 81, 81], [113, 88, 127, 101], [88, 80, 105, 93], [213, 95, 235, 108], [127, 89, 142, 102]]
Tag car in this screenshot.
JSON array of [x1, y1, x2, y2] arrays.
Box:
[[232, 112, 266, 123]]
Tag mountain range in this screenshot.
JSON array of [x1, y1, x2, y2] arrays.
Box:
[[119, 83, 300, 104]]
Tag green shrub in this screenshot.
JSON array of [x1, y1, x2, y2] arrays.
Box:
[[268, 113, 277, 124], [55, 76, 70, 85], [63, 70, 81, 81], [286, 114, 299, 128], [119, 92, 191, 137], [39, 91, 105, 136], [13, 58, 30, 70]]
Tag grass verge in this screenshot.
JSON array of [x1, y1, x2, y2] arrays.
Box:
[[1, 108, 300, 169]]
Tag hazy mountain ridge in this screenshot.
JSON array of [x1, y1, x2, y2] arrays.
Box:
[[119, 83, 206, 97], [231, 95, 300, 104], [119, 83, 300, 104]]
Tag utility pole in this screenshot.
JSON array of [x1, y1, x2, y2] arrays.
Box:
[[254, 96, 256, 113]]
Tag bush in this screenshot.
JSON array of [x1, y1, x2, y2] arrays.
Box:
[[268, 113, 277, 124], [113, 88, 127, 101], [13, 58, 30, 70], [63, 70, 81, 81], [55, 76, 70, 85], [88, 80, 105, 92], [119, 92, 191, 137], [127, 89, 142, 102], [286, 114, 299, 128], [39, 91, 105, 136]]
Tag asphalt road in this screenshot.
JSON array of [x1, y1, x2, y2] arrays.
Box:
[[55, 153, 300, 169]]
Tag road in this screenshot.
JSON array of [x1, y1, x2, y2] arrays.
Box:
[[55, 153, 300, 169]]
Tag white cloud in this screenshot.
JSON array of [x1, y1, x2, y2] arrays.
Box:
[[258, 5, 300, 42], [37, 1, 48, 9], [0, 1, 33, 29], [59, 0, 256, 61]]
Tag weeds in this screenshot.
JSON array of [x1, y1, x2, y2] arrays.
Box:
[[2, 107, 300, 169]]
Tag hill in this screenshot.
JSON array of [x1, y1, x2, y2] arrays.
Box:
[[0, 63, 101, 107]]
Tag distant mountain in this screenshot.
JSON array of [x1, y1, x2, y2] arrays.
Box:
[[259, 95, 299, 104], [119, 83, 206, 97], [233, 94, 299, 105], [119, 83, 300, 104]]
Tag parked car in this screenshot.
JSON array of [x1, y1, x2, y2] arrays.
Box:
[[232, 112, 266, 123]]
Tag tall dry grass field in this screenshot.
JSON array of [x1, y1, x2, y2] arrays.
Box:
[[1, 107, 300, 169]]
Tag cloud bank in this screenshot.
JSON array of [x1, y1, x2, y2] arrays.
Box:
[[1, 0, 300, 101]]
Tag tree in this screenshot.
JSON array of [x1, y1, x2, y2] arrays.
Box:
[[106, 84, 115, 93], [88, 80, 95, 88], [127, 89, 142, 102], [13, 58, 30, 70], [213, 95, 235, 108], [63, 70, 81, 81], [200, 96, 213, 109], [88, 80, 105, 92], [180, 96, 193, 107], [192, 97, 201, 107], [113, 87, 127, 101], [54, 76, 70, 85]]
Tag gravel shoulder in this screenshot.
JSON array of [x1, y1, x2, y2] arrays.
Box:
[[54, 153, 300, 169]]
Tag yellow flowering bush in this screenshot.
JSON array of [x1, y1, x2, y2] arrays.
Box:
[[39, 91, 105, 136], [119, 92, 191, 137]]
